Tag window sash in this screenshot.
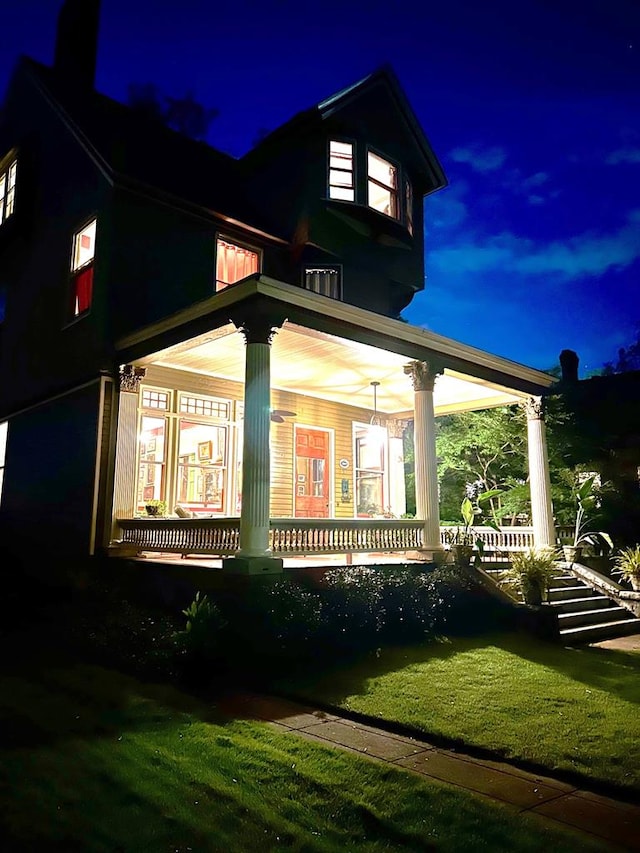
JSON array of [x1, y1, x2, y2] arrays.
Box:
[[328, 140, 354, 201], [72, 265, 94, 317], [367, 151, 399, 220]]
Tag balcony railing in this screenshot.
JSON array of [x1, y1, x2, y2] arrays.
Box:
[[115, 517, 536, 558]]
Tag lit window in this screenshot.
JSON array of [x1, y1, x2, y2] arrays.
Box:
[[141, 389, 170, 411], [328, 140, 354, 201], [368, 151, 398, 219], [303, 267, 341, 299], [0, 420, 7, 504], [137, 415, 167, 510], [354, 423, 387, 516], [180, 395, 230, 419], [0, 159, 17, 225], [69, 219, 96, 318], [215, 237, 259, 291]]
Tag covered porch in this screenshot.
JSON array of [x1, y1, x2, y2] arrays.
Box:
[[109, 275, 555, 573]]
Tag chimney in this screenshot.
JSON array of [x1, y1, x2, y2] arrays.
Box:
[[559, 349, 579, 383], [53, 0, 101, 91]]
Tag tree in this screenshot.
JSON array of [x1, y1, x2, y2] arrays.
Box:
[[127, 83, 219, 141], [602, 326, 640, 374]]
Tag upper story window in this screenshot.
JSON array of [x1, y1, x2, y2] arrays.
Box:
[[368, 151, 399, 220], [303, 266, 342, 300], [0, 420, 7, 505], [0, 158, 17, 226], [215, 237, 259, 292], [69, 218, 96, 318], [327, 140, 413, 230], [328, 140, 354, 201]]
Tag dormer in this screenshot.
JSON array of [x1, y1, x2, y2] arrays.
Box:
[[243, 67, 447, 318]]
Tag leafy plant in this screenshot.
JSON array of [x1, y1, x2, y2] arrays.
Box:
[[613, 544, 640, 590], [443, 490, 503, 566], [178, 592, 227, 663], [500, 547, 559, 605], [567, 476, 613, 551]]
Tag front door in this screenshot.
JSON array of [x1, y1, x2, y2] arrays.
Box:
[[294, 427, 331, 518]]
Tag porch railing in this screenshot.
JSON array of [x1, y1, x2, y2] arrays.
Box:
[[115, 517, 536, 558]]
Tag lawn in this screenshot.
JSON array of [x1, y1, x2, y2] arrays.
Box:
[[277, 634, 640, 792], [0, 660, 603, 852]]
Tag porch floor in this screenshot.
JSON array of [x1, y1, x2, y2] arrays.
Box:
[[128, 551, 425, 570]]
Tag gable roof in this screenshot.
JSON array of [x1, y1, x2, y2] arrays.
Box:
[[244, 66, 447, 196], [16, 58, 286, 242]]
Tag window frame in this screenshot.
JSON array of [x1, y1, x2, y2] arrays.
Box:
[[67, 216, 97, 323], [0, 420, 8, 506], [0, 155, 17, 226], [214, 234, 261, 292], [302, 265, 343, 300], [367, 147, 400, 221], [327, 139, 356, 202]]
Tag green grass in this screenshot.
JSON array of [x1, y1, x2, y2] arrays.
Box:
[[0, 661, 603, 852], [278, 634, 640, 792]]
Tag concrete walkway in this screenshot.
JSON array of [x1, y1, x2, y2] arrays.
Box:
[[218, 691, 640, 852]]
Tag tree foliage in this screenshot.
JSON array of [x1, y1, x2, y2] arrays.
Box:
[[602, 326, 640, 374], [127, 82, 219, 141]]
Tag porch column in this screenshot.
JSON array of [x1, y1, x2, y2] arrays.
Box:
[[523, 396, 555, 548], [404, 360, 444, 557], [223, 312, 284, 575], [111, 365, 146, 539]]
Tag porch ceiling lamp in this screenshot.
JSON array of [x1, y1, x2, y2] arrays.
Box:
[[368, 381, 386, 449]]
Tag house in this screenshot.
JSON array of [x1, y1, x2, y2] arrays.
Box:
[[0, 0, 556, 574]]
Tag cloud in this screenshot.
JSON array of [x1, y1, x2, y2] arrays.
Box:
[[605, 147, 640, 165], [449, 144, 507, 173], [427, 181, 469, 229], [521, 171, 549, 189], [429, 209, 640, 281]]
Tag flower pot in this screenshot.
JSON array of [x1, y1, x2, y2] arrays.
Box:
[[452, 544, 473, 567], [562, 545, 582, 565], [630, 574, 640, 592], [145, 504, 161, 516], [521, 577, 543, 606]]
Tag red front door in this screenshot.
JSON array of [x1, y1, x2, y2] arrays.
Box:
[[294, 428, 330, 518]]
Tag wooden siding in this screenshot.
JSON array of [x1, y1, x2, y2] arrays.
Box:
[[141, 364, 377, 518]]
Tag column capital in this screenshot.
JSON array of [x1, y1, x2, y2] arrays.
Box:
[[119, 364, 146, 393], [386, 418, 408, 439], [521, 395, 545, 421], [231, 304, 286, 345], [404, 360, 443, 392]]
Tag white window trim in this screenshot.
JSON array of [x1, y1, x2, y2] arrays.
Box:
[[328, 139, 356, 202], [0, 156, 17, 226]]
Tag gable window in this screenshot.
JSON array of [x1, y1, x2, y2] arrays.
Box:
[[69, 218, 96, 318], [328, 140, 354, 201], [0, 158, 17, 226], [215, 237, 259, 291], [303, 266, 342, 299], [368, 151, 398, 219]]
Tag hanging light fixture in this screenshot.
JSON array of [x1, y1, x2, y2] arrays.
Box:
[[367, 381, 386, 450]]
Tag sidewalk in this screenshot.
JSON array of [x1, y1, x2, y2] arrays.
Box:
[[218, 691, 640, 852]]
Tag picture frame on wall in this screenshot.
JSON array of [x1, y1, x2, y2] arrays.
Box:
[[198, 440, 212, 461], [147, 438, 156, 452]]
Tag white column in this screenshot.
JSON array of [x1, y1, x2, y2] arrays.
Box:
[[111, 366, 146, 540], [224, 315, 283, 574], [524, 396, 555, 548], [405, 361, 443, 555]]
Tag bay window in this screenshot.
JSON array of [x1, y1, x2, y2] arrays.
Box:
[[368, 151, 399, 219], [0, 158, 17, 225]]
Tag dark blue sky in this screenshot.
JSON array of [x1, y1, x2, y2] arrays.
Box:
[[2, 0, 639, 374]]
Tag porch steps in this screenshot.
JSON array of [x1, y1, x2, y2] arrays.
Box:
[[548, 570, 640, 645]]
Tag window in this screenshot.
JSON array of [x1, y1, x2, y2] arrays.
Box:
[[303, 266, 342, 299], [69, 218, 96, 318], [328, 140, 354, 201], [0, 158, 17, 226], [405, 177, 413, 235], [137, 415, 167, 508], [215, 237, 259, 291], [368, 151, 399, 219], [180, 395, 229, 419], [354, 423, 387, 516], [0, 421, 7, 504], [141, 389, 170, 411], [177, 420, 227, 513]]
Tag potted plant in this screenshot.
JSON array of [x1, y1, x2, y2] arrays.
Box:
[[614, 545, 640, 591], [562, 476, 612, 564], [444, 489, 502, 567], [144, 499, 167, 517], [500, 546, 559, 605]]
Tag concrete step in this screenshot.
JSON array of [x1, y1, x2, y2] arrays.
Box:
[[560, 617, 640, 644], [548, 584, 593, 602], [551, 595, 613, 613], [557, 606, 631, 629]]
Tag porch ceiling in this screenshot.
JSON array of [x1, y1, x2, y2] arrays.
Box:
[[148, 321, 529, 415]]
